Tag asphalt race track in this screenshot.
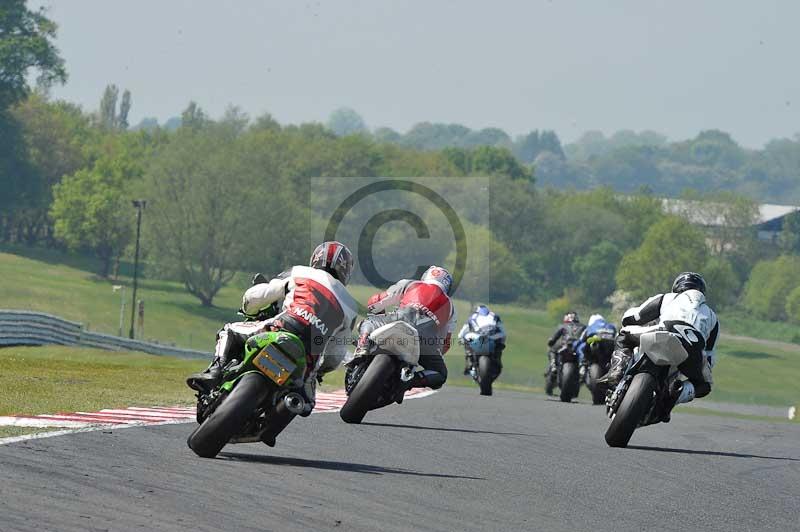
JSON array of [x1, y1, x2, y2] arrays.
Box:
[[1, 387, 798, 532]]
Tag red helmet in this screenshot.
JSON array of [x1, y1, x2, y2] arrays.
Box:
[[310, 241, 354, 285]]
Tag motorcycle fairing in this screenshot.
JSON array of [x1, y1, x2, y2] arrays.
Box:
[[367, 320, 420, 365]]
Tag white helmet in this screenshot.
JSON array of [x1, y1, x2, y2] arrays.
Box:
[[588, 314, 604, 327], [421, 265, 453, 295]]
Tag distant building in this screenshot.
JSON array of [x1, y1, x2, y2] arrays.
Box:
[[662, 199, 800, 242]]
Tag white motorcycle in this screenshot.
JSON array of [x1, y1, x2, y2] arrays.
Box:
[[605, 327, 697, 447], [340, 320, 421, 424]]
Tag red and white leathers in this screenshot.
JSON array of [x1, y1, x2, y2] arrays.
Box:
[[358, 278, 456, 390], [367, 278, 457, 355], [216, 265, 359, 378]]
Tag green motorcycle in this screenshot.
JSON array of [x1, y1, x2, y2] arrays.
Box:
[[187, 304, 311, 458]]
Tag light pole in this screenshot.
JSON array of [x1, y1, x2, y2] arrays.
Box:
[[129, 199, 146, 339]]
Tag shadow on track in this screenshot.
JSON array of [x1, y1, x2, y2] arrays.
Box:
[[627, 445, 800, 462], [360, 422, 540, 437], [218, 452, 485, 480]]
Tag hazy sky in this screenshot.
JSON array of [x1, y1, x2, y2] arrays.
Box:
[[32, 0, 800, 148]]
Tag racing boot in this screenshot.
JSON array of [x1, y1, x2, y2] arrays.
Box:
[[186, 331, 237, 392], [186, 357, 224, 392], [661, 380, 695, 423], [394, 368, 445, 403], [597, 348, 632, 388]]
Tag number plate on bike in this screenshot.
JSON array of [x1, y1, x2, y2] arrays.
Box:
[[253, 345, 297, 386]]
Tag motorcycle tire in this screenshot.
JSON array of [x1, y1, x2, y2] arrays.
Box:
[[559, 362, 579, 403], [187, 372, 271, 458], [340, 353, 395, 424], [478, 355, 493, 396], [605, 372, 656, 448], [588, 363, 606, 405]]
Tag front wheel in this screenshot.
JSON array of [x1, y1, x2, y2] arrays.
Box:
[[187, 372, 271, 458], [588, 363, 606, 405], [340, 353, 396, 424], [559, 362, 579, 402], [605, 372, 656, 448], [477, 355, 493, 396]]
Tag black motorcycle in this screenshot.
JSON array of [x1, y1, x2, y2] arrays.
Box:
[[340, 320, 420, 424], [545, 343, 580, 402], [605, 329, 693, 447]]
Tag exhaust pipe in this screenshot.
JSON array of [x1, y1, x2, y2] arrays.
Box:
[[283, 392, 306, 415]]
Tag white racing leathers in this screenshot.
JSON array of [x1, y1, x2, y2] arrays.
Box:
[[621, 289, 719, 404], [216, 266, 359, 384], [457, 312, 507, 344]]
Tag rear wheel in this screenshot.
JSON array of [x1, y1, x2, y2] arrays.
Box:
[[187, 372, 271, 458], [340, 353, 396, 424], [477, 355, 493, 396], [605, 372, 656, 448], [559, 362, 579, 402], [588, 363, 606, 405]]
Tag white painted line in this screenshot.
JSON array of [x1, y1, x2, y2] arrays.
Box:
[[0, 389, 438, 445], [0, 416, 91, 428]]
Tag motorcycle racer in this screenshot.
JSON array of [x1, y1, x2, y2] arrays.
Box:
[[355, 265, 456, 391], [544, 311, 585, 393], [458, 304, 507, 376], [599, 272, 719, 420], [574, 314, 617, 380], [187, 241, 359, 415]]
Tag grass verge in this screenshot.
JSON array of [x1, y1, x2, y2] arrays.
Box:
[[0, 345, 199, 417]]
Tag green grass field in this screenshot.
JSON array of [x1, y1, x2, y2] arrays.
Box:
[[1, 246, 798, 416]]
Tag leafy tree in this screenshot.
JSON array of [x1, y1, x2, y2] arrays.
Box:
[[50, 141, 143, 276], [98, 84, 119, 129], [742, 256, 800, 320], [180, 101, 207, 131], [784, 285, 800, 324], [572, 241, 623, 306], [778, 211, 800, 254], [616, 216, 708, 299], [373, 126, 402, 144], [118, 89, 131, 129], [442, 146, 531, 181], [513, 130, 541, 163], [327, 107, 366, 136], [252, 112, 280, 132], [5, 93, 93, 242], [0, 0, 66, 111], [462, 127, 512, 149], [142, 113, 307, 306], [702, 256, 740, 309], [446, 224, 526, 303], [539, 130, 564, 158], [132, 117, 159, 131]]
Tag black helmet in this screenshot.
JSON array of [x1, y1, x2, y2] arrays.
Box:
[[672, 272, 706, 294], [563, 311, 579, 323], [310, 241, 354, 285]]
